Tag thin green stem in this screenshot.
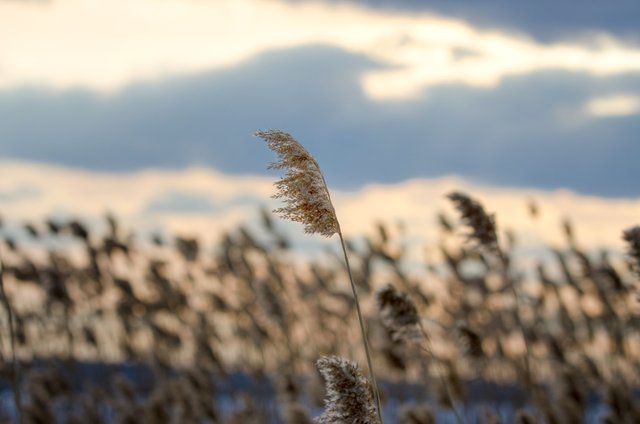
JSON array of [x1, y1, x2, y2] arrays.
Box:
[[338, 231, 384, 424]]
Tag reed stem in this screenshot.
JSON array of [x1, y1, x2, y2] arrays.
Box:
[[0, 246, 22, 423], [499, 252, 534, 388], [418, 325, 464, 424], [338, 230, 384, 424]]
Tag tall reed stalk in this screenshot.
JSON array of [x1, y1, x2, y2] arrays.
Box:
[[337, 230, 383, 423], [448, 192, 534, 387], [0, 245, 22, 423], [257, 129, 383, 423]]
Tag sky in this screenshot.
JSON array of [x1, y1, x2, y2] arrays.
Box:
[[4, 159, 640, 263], [1, 0, 640, 255]]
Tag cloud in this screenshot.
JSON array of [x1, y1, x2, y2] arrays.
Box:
[[0, 184, 41, 202], [2, 0, 640, 99], [0, 160, 275, 239], [2, 44, 640, 196], [143, 190, 264, 215], [300, 0, 640, 42], [1, 160, 638, 262], [584, 94, 640, 117], [0, 45, 376, 174], [144, 191, 218, 214]]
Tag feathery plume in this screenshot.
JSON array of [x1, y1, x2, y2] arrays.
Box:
[[376, 284, 422, 343], [256, 130, 338, 237], [456, 323, 484, 360], [447, 192, 498, 252], [314, 356, 380, 424], [623, 226, 640, 275]]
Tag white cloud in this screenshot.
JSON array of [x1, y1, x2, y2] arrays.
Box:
[[1, 160, 638, 260], [584, 94, 640, 117], [2, 0, 640, 99], [0, 160, 274, 239]]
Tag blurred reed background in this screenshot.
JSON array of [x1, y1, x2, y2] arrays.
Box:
[[3, 1, 640, 422], [0, 190, 638, 423]]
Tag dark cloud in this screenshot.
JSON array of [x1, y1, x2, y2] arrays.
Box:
[[0, 45, 381, 173], [286, 0, 640, 43], [1, 45, 640, 197]]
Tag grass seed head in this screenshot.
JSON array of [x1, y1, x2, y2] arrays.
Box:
[[623, 225, 640, 275], [456, 324, 484, 360], [314, 356, 380, 424], [257, 129, 338, 237], [448, 192, 499, 252], [376, 284, 422, 343]]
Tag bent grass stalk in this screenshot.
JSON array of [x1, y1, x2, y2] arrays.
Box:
[[257, 129, 383, 423]]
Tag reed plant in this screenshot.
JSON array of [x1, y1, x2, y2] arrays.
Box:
[[0, 244, 22, 423], [257, 129, 383, 423]]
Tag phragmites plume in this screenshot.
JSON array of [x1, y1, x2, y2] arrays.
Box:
[[447, 192, 499, 252], [314, 356, 380, 424], [456, 323, 484, 360], [257, 130, 338, 237], [376, 284, 422, 343], [622, 226, 640, 276]]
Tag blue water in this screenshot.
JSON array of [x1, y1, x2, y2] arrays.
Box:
[[0, 361, 615, 423]]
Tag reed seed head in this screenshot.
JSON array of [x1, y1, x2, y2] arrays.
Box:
[[623, 226, 640, 275], [447, 192, 499, 252], [376, 284, 422, 343], [456, 324, 484, 360], [314, 356, 380, 424], [257, 129, 338, 237]]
